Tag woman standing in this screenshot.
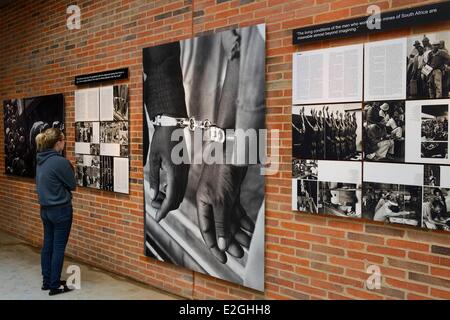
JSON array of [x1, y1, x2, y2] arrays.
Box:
[[35, 128, 76, 296]]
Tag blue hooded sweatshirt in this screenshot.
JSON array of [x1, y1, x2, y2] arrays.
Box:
[[36, 149, 76, 207]]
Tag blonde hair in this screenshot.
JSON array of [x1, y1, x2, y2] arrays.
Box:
[[35, 128, 64, 152]]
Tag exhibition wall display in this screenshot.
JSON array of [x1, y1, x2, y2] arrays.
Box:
[[74, 85, 129, 194], [292, 31, 450, 232], [3, 94, 65, 177], [143, 24, 266, 291]]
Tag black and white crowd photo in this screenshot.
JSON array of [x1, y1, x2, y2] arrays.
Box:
[[292, 104, 362, 161], [421, 104, 448, 159], [362, 182, 422, 226], [3, 94, 64, 177], [363, 101, 406, 162], [143, 24, 266, 291], [407, 32, 450, 99]]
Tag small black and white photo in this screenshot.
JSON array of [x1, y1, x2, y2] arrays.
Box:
[[292, 159, 317, 179], [296, 180, 318, 213], [76, 122, 94, 143], [292, 104, 362, 161], [422, 187, 450, 231], [424, 164, 441, 186], [90, 143, 100, 156], [100, 156, 114, 191], [318, 182, 361, 218], [100, 121, 128, 144], [113, 85, 129, 121], [75, 155, 101, 189], [362, 182, 422, 227], [407, 32, 450, 99], [421, 142, 448, 159], [364, 101, 406, 162], [421, 104, 448, 142], [120, 144, 129, 157]]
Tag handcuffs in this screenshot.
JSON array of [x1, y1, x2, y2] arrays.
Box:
[[150, 115, 226, 143]]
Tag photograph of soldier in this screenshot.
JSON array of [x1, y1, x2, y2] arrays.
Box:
[[113, 85, 129, 121], [318, 182, 361, 218], [75, 122, 94, 143], [362, 182, 422, 226], [407, 32, 450, 99], [297, 180, 318, 213], [422, 187, 450, 231], [424, 164, 441, 186], [292, 159, 318, 179], [363, 101, 406, 162], [3, 94, 64, 177], [292, 104, 361, 160]]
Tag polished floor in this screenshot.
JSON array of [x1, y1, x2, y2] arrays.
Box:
[[0, 230, 180, 300]]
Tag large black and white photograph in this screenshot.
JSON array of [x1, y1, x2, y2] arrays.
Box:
[[363, 162, 423, 227], [143, 24, 266, 291], [405, 99, 450, 164], [292, 104, 362, 161], [363, 101, 406, 162], [3, 94, 64, 177], [407, 32, 450, 99], [292, 159, 317, 180]]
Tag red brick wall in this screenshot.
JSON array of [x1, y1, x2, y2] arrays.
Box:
[[0, 0, 449, 300]]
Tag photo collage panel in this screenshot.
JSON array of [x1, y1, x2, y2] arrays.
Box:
[[75, 85, 129, 194], [292, 31, 450, 232]]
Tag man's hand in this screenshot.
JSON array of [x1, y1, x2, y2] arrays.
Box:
[[149, 126, 189, 222], [196, 164, 252, 263]]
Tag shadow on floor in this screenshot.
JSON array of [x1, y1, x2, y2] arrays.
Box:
[[0, 230, 182, 300]]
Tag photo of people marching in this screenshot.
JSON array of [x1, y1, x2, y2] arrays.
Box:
[[292, 104, 362, 161], [407, 32, 450, 99]]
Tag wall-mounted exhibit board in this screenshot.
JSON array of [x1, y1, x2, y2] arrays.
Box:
[[292, 31, 450, 233], [74, 85, 129, 194], [3, 94, 65, 178], [143, 24, 266, 291]]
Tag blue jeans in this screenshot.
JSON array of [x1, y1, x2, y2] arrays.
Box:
[[40, 204, 73, 289]]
